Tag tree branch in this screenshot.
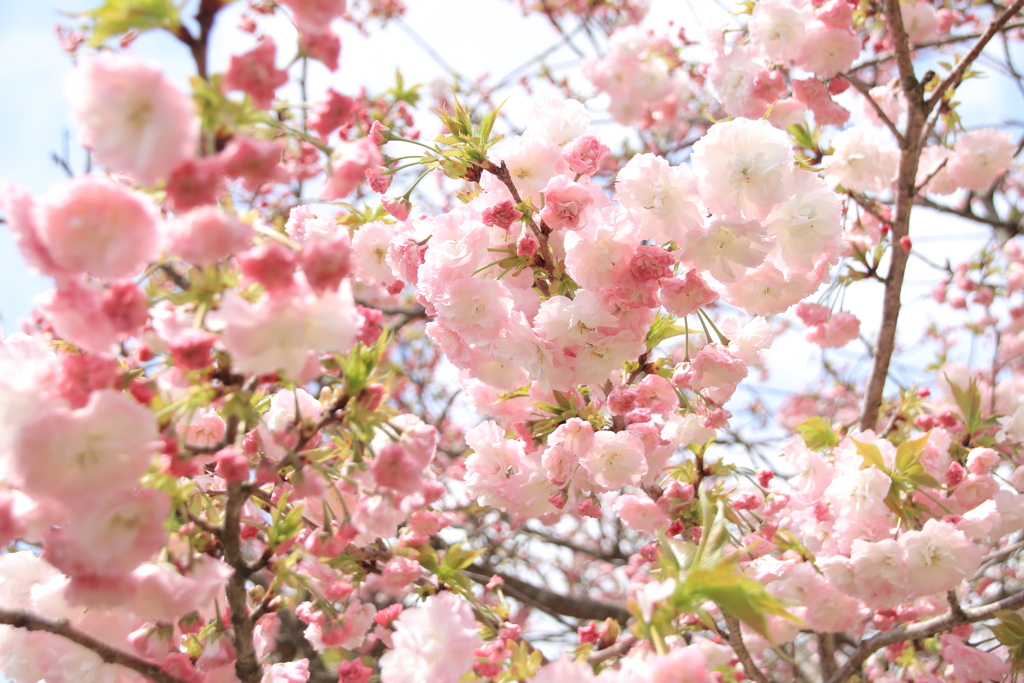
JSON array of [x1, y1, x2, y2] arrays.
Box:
[[825, 589, 1024, 683], [859, 0, 929, 431], [844, 74, 904, 144], [925, 0, 1024, 118], [723, 613, 775, 683], [0, 608, 187, 683], [222, 482, 263, 683], [464, 565, 632, 624]]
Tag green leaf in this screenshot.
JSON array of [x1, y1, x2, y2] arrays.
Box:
[[904, 472, 942, 490], [82, 0, 181, 46], [683, 565, 798, 641], [853, 439, 888, 472], [795, 416, 840, 451], [479, 98, 508, 144], [994, 610, 1024, 646], [946, 373, 983, 433], [895, 433, 930, 472]]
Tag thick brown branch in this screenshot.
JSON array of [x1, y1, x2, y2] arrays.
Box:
[[0, 608, 187, 683], [223, 482, 263, 683], [723, 613, 775, 683], [818, 632, 838, 679], [859, 0, 929, 431], [825, 589, 1024, 683], [464, 565, 632, 624]]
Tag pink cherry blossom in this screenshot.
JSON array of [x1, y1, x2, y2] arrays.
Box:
[[66, 52, 198, 185], [615, 153, 703, 244], [691, 118, 795, 221], [539, 175, 592, 230], [308, 90, 356, 139], [806, 311, 860, 348], [213, 278, 361, 378], [899, 519, 981, 596], [324, 138, 383, 200], [797, 25, 860, 79], [580, 431, 647, 490], [166, 154, 228, 211], [563, 134, 609, 175], [661, 270, 719, 317], [39, 175, 159, 280], [686, 216, 772, 284], [749, 0, 812, 64], [223, 135, 285, 191], [44, 487, 170, 578], [614, 494, 670, 535], [164, 207, 253, 267], [946, 128, 1016, 192], [379, 591, 482, 683], [224, 37, 290, 110], [823, 126, 899, 193], [940, 634, 1011, 683], [10, 388, 158, 502]]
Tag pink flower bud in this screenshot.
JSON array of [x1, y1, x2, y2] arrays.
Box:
[[300, 232, 353, 295], [563, 134, 609, 175], [481, 199, 523, 230], [578, 621, 599, 644], [170, 330, 218, 370], [374, 603, 403, 627], [338, 660, 372, 683], [237, 243, 296, 293], [547, 490, 568, 509], [360, 383, 387, 412], [945, 461, 966, 487], [899, 235, 912, 253], [102, 281, 148, 334], [607, 386, 638, 416], [369, 120, 389, 145], [382, 196, 412, 221], [215, 446, 250, 483], [516, 231, 539, 257], [486, 575, 504, 591], [578, 498, 601, 518], [731, 492, 761, 511], [365, 166, 392, 194]]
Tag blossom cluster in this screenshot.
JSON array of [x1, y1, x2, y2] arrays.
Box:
[[2, 1, 1024, 682]]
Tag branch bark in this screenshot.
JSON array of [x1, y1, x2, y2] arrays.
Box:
[[723, 613, 775, 683], [464, 565, 632, 624], [860, 0, 1024, 430], [223, 482, 263, 683], [858, 0, 928, 432], [825, 589, 1024, 683], [0, 608, 187, 683]]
